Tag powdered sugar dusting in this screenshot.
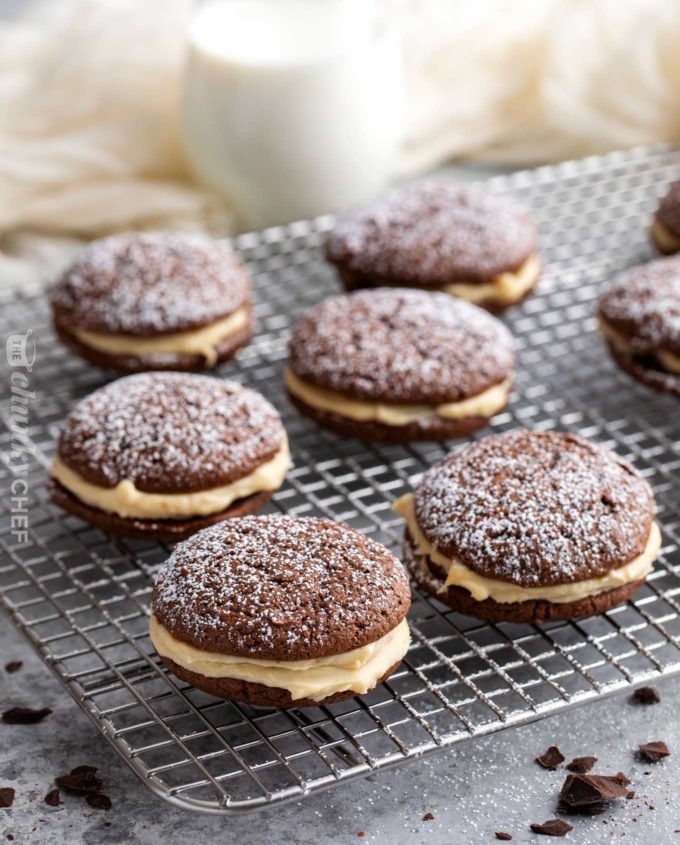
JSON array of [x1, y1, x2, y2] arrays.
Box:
[[326, 181, 537, 285], [599, 256, 680, 353], [289, 288, 515, 404], [152, 516, 411, 660], [58, 373, 285, 493], [50, 232, 251, 335], [414, 430, 656, 586]]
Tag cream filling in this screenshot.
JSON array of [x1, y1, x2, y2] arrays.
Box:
[[50, 438, 290, 520], [285, 368, 513, 427], [149, 615, 410, 702], [70, 306, 249, 367], [393, 493, 660, 604], [599, 317, 680, 375], [651, 217, 680, 253], [442, 252, 541, 306]]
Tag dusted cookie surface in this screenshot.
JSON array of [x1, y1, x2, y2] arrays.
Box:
[[50, 373, 288, 540], [413, 430, 655, 586], [50, 232, 253, 371], [152, 516, 410, 660], [599, 257, 680, 397], [325, 182, 539, 308], [150, 516, 411, 706]]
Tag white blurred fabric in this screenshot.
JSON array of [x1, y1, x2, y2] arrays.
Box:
[[2, 0, 680, 286]]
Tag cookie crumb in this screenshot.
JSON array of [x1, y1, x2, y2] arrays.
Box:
[[536, 746, 565, 770]]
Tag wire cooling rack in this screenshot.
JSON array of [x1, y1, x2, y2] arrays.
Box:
[[1, 145, 680, 815]]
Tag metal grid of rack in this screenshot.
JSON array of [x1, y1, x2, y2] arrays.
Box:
[[1, 144, 679, 815]]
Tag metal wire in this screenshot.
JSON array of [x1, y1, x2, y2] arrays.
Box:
[[1, 144, 680, 815]]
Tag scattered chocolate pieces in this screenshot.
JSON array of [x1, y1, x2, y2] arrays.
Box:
[[86, 793, 112, 811], [530, 819, 573, 837], [559, 772, 632, 814], [536, 746, 565, 770], [422, 812, 434, 821], [4, 662, 22, 674], [43, 789, 61, 807], [55, 765, 103, 794], [565, 756, 597, 774], [2, 706, 52, 725], [639, 741, 670, 763], [632, 686, 660, 705], [0, 788, 15, 808], [495, 833, 513, 841]]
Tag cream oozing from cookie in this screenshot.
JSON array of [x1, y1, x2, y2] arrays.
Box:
[[149, 615, 410, 701], [442, 253, 540, 306], [68, 306, 249, 367], [599, 316, 680, 375], [285, 368, 513, 426], [393, 494, 660, 604], [51, 438, 290, 520], [651, 218, 680, 254]]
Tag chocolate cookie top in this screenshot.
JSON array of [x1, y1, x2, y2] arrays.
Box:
[[599, 258, 680, 355], [326, 182, 538, 286], [50, 232, 251, 336], [288, 288, 515, 404], [152, 516, 411, 660], [655, 181, 680, 236], [412, 430, 655, 587], [57, 373, 285, 494]]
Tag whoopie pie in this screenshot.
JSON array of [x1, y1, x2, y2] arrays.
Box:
[[651, 181, 680, 255]]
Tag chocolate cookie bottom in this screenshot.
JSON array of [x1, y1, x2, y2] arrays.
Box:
[[607, 342, 680, 399], [48, 478, 272, 542], [404, 532, 644, 624], [54, 307, 253, 374], [159, 655, 403, 708], [288, 393, 492, 444], [336, 269, 536, 314]]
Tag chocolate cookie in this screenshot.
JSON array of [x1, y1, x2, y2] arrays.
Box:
[[49, 373, 290, 541], [598, 257, 680, 397], [651, 182, 680, 254], [50, 232, 253, 372], [393, 430, 660, 624], [150, 516, 411, 707], [325, 182, 540, 311], [286, 288, 515, 443]]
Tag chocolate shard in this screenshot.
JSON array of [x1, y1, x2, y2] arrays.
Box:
[[43, 788, 61, 807], [0, 787, 15, 808], [565, 756, 597, 774], [422, 812, 434, 821], [530, 819, 573, 837], [2, 706, 52, 724], [631, 686, 660, 705], [86, 793, 112, 811], [639, 741, 670, 763], [55, 765, 103, 794], [536, 745, 565, 770], [559, 772, 631, 810], [4, 661, 23, 674], [495, 833, 513, 841]]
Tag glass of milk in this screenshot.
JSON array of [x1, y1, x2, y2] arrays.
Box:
[[182, 0, 403, 229]]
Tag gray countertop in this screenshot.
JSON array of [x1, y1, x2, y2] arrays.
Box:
[[2, 609, 679, 844]]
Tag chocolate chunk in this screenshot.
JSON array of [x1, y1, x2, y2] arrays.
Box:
[[43, 789, 61, 807], [566, 756, 597, 774], [86, 793, 112, 811], [530, 819, 573, 837], [4, 661, 22, 674], [632, 687, 660, 705], [55, 765, 103, 794], [2, 707, 52, 724], [422, 812, 434, 821], [495, 834, 513, 841], [0, 788, 15, 808], [639, 741, 670, 763], [536, 746, 565, 770], [559, 773, 631, 811]]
